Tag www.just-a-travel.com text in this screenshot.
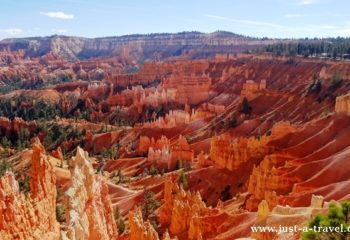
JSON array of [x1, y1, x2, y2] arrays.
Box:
[[251, 225, 350, 233]]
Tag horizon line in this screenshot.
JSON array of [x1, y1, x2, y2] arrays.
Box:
[[1, 30, 349, 42]]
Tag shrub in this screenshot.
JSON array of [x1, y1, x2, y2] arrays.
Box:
[[175, 159, 181, 170], [141, 188, 160, 224], [0, 159, 12, 177], [179, 170, 188, 189], [302, 201, 350, 240], [56, 204, 66, 222], [114, 206, 121, 220], [240, 97, 252, 115], [1, 136, 10, 148], [118, 218, 126, 235], [228, 117, 237, 128], [308, 74, 322, 94], [18, 174, 30, 194], [328, 72, 342, 92], [221, 185, 231, 201], [148, 166, 159, 176]]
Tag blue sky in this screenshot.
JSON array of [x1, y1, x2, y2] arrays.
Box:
[[0, 0, 349, 40]]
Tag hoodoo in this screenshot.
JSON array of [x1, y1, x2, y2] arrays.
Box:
[[1, 7, 350, 238], [64, 147, 118, 240], [0, 139, 60, 239]]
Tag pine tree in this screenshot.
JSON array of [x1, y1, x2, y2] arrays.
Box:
[[179, 170, 188, 189], [175, 159, 181, 170], [118, 218, 125, 235], [0, 159, 12, 177], [228, 116, 237, 128], [141, 188, 160, 226], [117, 169, 123, 183], [240, 97, 252, 115], [1, 136, 10, 148], [114, 206, 121, 220]]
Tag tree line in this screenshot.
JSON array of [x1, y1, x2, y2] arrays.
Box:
[[254, 37, 350, 59]]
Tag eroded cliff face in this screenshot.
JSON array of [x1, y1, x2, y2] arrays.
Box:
[[246, 114, 350, 211], [210, 134, 270, 171], [210, 121, 296, 172], [0, 32, 271, 61], [64, 147, 118, 240], [240, 79, 266, 101], [0, 139, 60, 240]]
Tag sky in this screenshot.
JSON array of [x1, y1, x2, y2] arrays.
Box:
[[0, 0, 349, 40]]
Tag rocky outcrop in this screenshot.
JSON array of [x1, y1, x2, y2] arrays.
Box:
[[158, 177, 208, 238], [140, 135, 194, 170], [162, 62, 212, 105], [170, 135, 194, 169], [210, 134, 270, 171], [148, 147, 172, 169], [240, 79, 266, 100], [0, 117, 37, 138], [200, 103, 225, 114], [269, 121, 295, 139], [256, 200, 269, 224], [0, 139, 60, 239], [210, 121, 296, 172], [108, 85, 177, 111], [158, 177, 176, 225], [129, 207, 159, 240], [107, 63, 171, 88], [141, 108, 215, 129], [86, 130, 121, 153], [139, 135, 170, 153], [335, 92, 350, 115], [141, 110, 192, 129], [158, 176, 253, 239], [169, 190, 207, 235], [195, 151, 210, 169], [64, 147, 118, 240], [246, 153, 295, 210], [140, 135, 173, 169]]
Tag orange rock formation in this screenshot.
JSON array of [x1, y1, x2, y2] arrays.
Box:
[[0, 139, 60, 239], [158, 176, 256, 239], [210, 134, 270, 171], [128, 207, 159, 240], [144, 135, 194, 170], [240, 79, 266, 100], [0, 117, 37, 137], [158, 177, 208, 238], [335, 92, 350, 115], [210, 121, 296, 171], [64, 147, 118, 239]]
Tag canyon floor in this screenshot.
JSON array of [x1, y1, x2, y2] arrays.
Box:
[[0, 45, 350, 240]]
